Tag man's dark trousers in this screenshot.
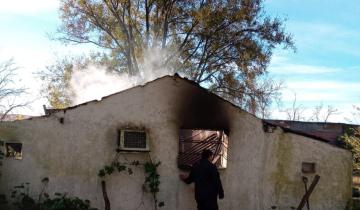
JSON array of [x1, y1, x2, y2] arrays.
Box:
[[197, 199, 218, 210]]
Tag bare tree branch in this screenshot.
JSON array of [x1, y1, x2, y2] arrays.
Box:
[[0, 59, 29, 121]]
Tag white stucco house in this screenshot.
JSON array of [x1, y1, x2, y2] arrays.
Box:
[[0, 75, 352, 210]]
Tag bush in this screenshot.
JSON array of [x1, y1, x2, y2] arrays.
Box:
[[40, 193, 97, 210], [11, 193, 97, 210], [337, 127, 360, 173], [0, 181, 97, 210]]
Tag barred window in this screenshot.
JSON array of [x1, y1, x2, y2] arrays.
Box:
[[178, 129, 228, 170], [5, 143, 22, 160]]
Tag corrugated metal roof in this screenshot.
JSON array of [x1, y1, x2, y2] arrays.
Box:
[[265, 120, 360, 145]]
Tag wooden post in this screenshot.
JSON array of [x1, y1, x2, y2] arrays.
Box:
[[302, 176, 310, 210], [101, 180, 111, 210], [297, 175, 320, 210]]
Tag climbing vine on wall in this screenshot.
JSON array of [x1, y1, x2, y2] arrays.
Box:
[[98, 154, 164, 210], [144, 161, 164, 209]]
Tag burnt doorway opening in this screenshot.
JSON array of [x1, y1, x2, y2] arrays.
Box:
[[178, 129, 228, 170]]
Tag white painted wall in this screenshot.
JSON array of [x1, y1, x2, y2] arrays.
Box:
[[0, 76, 352, 210]]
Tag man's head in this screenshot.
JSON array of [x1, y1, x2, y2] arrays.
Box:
[[201, 149, 213, 160]]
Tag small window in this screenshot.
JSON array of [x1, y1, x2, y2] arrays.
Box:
[[178, 129, 228, 170], [5, 143, 22, 160], [302, 162, 316, 174], [118, 130, 149, 151]]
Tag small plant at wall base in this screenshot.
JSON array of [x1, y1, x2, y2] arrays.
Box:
[[98, 157, 164, 210], [0, 179, 97, 210]]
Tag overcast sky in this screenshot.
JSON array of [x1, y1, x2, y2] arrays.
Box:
[[0, 0, 359, 123]]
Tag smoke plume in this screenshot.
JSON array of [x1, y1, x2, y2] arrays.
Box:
[[69, 48, 176, 105]]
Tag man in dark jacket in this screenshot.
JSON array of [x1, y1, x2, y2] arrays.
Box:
[[180, 149, 224, 210]]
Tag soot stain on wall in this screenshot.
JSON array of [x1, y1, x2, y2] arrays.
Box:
[[176, 85, 231, 135]]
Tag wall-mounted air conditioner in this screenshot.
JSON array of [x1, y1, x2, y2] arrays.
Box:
[[118, 130, 150, 151]]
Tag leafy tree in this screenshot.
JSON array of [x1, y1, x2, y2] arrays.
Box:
[[38, 56, 96, 109], [39, 58, 73, 109], [338, 127, 360, 174], [39, 54, 120, 109], [0, 59, 28, 121], [50, 0, 293, 113]]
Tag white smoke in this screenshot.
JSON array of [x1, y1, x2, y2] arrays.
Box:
[[69, 48, 176, 105]]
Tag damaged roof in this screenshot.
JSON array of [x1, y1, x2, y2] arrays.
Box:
[[24, 74, 359, 145], [42, 74, 246, 116], [264, 120, 360, 145]]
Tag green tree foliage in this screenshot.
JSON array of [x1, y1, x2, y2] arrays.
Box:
[[39, 53, 120, 109], [338, 127, 360, 173], [49, 0, 293, 114], [39, 57, 88, 109]]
